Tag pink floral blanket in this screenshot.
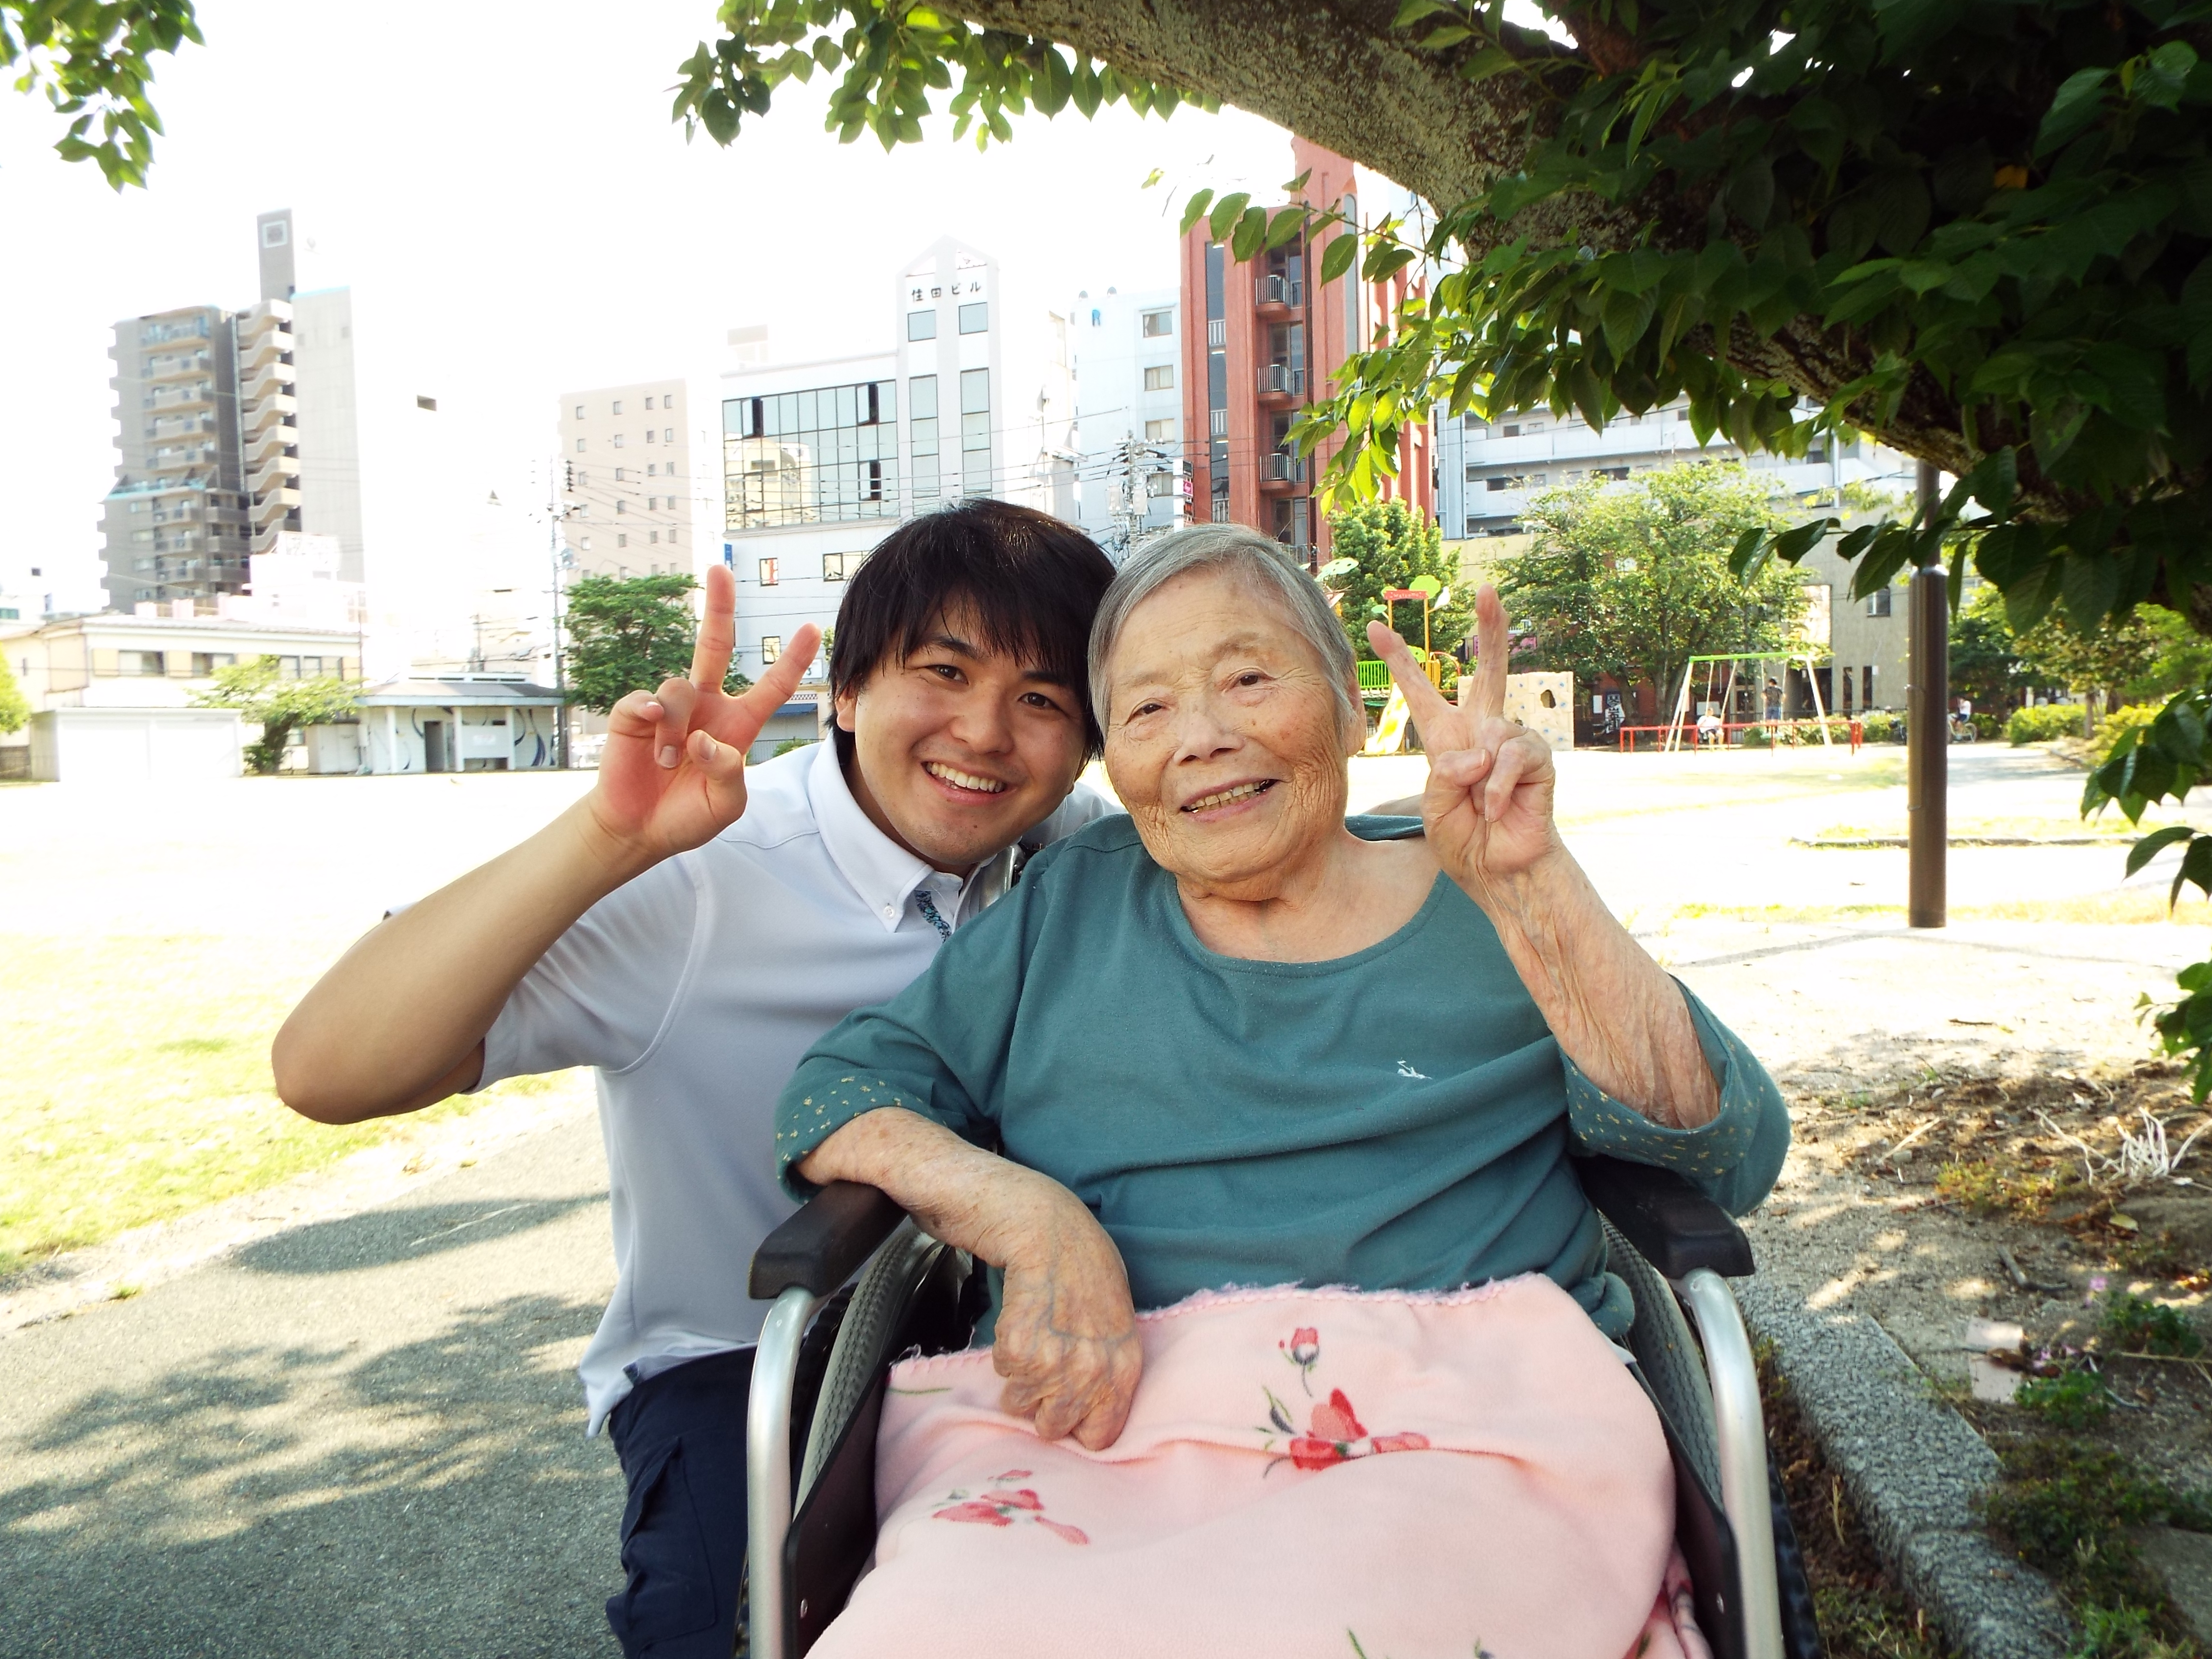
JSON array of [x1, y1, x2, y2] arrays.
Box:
[[810, 1275, 1713, 1659]]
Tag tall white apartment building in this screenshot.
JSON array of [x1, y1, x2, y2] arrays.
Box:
[[555, 379, 724, 581], [1067, 284, 1186, 555], [711, 237, 1074, 682]]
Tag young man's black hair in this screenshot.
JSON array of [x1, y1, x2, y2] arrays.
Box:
[[828, 500, 1117, 763]]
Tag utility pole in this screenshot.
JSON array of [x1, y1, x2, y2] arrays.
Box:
[[544, 458, 581, 769], [1907, 459, 1947, 927], [1106, 435, 1172, 563]]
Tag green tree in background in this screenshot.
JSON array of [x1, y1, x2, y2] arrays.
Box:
[[1325, 500, 1468, 664], [566, 573, 754, 716], [0, 650, 28, 735], [1500, 464, 1805, 716], [1948, 590, 2025, 718], [192, 656, 359, 775], [2, 0, 202, 187]]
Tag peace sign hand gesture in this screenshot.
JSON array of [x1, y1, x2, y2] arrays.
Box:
[[588, 564, 821, 871], [1367, 584, 1564, 900]]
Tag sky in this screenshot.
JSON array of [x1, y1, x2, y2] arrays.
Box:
[[0, 0, 1298, 613]]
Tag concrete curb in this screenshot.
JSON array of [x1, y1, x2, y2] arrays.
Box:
[[1738, 1278, 2075, 1659]]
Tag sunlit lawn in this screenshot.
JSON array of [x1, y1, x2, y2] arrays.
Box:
[[0, 928, 580, 1276]]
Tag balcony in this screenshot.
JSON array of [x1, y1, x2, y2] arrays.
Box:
[[1256, 363, 1306, 403], [1254, 274, 1304, 313], [141, 316, 212, 349], [245, 424, 296, 468], [240, 361, 297, 408], [149, 445, 220, 475], [237, 326, 293, 373], [241, 392, 298, 435], [250, 451, 301, 498], [251, 486, 301, 528], [1258, 451, 1308, 491], [148, 382, 215, 415], [146, 350, 214, 384]]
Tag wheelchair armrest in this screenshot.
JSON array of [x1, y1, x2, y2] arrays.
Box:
[[1575, 1154, 1755, 1280], [750, 1181, 909, 1299]]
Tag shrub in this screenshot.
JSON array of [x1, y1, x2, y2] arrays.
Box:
[[1971, 711, 2004, 740], [2095, 702, 2164, 755], [2009, 703, 2091, 745], [2102, 1292, 2203, 1358], [2017, 1368, 2112, 1429], [772, 738, 818, 757], [1857, 710, 1904, 744]]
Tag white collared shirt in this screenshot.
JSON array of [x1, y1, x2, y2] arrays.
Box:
[[475, 739, 1110, 1431]]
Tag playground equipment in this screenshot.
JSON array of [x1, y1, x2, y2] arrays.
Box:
[[1364, 685, 1413, 755], [1661, 651, 1834, 753]]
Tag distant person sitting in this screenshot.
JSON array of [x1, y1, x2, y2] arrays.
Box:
[[270, 501, 1118, 1659], [1695, 708, 1723, 746]]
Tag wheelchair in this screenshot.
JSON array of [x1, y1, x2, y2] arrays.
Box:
[[743, 1157, 1820, 1659]]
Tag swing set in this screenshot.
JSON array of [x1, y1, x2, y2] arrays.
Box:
[[1656, 650, 1836, 753]]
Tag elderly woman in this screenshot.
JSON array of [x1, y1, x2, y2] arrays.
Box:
[[777, 525, 1788, 1657]]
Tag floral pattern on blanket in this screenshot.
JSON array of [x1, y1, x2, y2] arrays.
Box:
[[932, 1469, 1090, 1545], [1259, 1325, 1431, 1473]]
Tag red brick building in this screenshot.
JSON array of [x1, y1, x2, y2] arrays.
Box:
[[1179, 138, 1432, 568]]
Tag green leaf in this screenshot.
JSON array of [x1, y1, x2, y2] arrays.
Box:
[[1179, 188, 1215, 237], [1421, 24, 1475, 48], [2035, 66, 2113, 157], [2127, 824, 2196, 878], [1458, 45, 1520, 83], [1231, 203, 1270, 262], [1392, 0, 1454, 25], [1320, 232, 1361, 285], [1208, 191, 1251, 243]]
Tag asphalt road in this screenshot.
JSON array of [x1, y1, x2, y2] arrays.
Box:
[[0, 1114, 625, 1659]]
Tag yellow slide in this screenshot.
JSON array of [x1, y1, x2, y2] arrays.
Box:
[[1364, 686, 1411, 756]]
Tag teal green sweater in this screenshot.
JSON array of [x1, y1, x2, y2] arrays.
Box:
[[777, 816, 1789, 1338]]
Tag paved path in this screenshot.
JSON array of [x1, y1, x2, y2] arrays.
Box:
[[0, 1116, 623, 1659]]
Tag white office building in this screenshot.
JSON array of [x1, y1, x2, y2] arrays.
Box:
[[1067, 284, 1187, 555], [712, 237, 1075, 684], [554, 377, 726, 582]]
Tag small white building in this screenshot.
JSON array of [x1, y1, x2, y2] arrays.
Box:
[[1067, 284, 1187, 555], [341, 677, 566, 774], [27, 707, 244, 782]]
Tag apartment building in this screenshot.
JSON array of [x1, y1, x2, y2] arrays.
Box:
[[555, 378, 724, 581], [99, 305, 253, 611], [712, 236, 1075, 682], [1067, 285, 1187, 554], [1180, 139, 1432, 566]]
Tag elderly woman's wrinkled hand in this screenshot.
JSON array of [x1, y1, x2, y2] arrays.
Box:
[[1367, 586, 1564, 897], [992, 1191, 1144, 1451]]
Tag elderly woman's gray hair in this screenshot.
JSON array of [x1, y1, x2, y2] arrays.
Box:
[[1087, 526, 1360, 731]]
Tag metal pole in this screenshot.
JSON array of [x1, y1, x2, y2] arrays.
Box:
[[547, 468, 570, 770], [1907, 460, 1946, 927]]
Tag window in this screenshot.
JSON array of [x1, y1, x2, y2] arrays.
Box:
[[615, 468, 626, 482], [262, 219, 288, 248], [960, 368, 991, 496], [118, 650, 166, 676], [416, 395, 437, 411], [1145, 418, 1175, 442], [613, 400, 624, 415], [618, 534, 628, 548], [648, 462, 657, 477], [724, 379, 902, 528], [958, 301, 988, 335], [908, 309, 938, 341], [761, 636, 783, 665], [665, 390, 677, 405], [909, 374, 940, 505], [1142, 309, 1174, 337], [645, 428, 656, 444], [1866, 587, 1893, 617], [1487, 476, 1511, 492], [759, 558, 780, 586], [650, 530, 661, 544], [1146, 472, 1174, 497], [645, 396, 655, 410], [1594, 466, 1629, 481], [664, 428, 674, 443], [576, 438, 586, 452], [614, 434, 625, 448], [1143, 364, 1175, 391], [823, 551, 857, 581], [1091, 308, 1102, 326], [1863, 665, 1875, 704], [190, 651, 235, 675], [616, 500, 628, 515], [669, 528, 679, 544], [579, 536, 592, 551], [574, 404, 585, 420]]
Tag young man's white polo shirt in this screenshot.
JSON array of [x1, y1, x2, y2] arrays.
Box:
[[473, 738, 1109, 1432]]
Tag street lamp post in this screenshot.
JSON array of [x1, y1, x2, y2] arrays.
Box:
[[1907, 460, 1947, 927]]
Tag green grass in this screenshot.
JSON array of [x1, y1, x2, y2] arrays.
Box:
[[0, 929, 572, 1276]]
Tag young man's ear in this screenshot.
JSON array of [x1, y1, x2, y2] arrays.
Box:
[[833, 681, 860, 734]]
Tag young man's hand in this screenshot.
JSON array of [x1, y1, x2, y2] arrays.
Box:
[[590, 565, 821, 870]]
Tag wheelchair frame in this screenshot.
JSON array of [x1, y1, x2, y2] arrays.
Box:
[[744, 1157, 1800, 1659]]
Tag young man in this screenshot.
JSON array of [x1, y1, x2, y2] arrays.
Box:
[[272, 500, 1118, 1659]]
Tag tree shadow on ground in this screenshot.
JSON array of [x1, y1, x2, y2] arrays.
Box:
[[0, 1292, 625, 1659], [231, 1196, 601, 1275]]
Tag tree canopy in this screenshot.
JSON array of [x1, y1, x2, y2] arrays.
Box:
[[0, 649, 27, 736], [3, 0, 201, 187], [566, 573, 753, 715], [1324, 498, 1469, 665], [1497, 461, 1805, 711], [192, 656, 359, 775], [674, 0, 2212, 647]]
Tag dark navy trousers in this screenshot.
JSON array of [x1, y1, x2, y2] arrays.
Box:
[[603, 1347, 754, 1659]]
